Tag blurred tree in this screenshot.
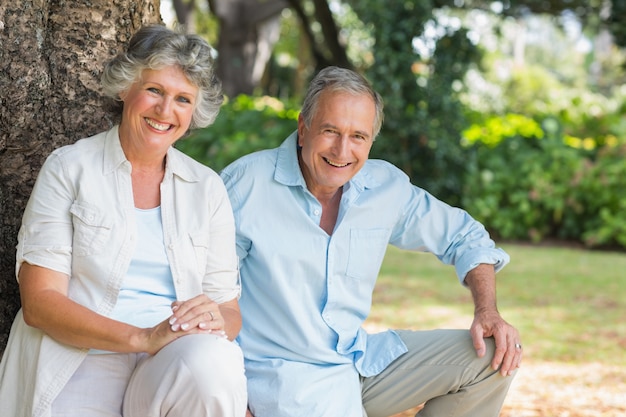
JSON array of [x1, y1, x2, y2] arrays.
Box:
[[283, 0, 352, 71], [452, 0, 625, 46], [459, 6, 626, 143], [173, 0, 352, 96], [344, 0, 481, 205], [172, 0, 197, 33], [208, 0, 287, 97], [607, 0, 626, 47], [171, 0, 625, 96], [175, 0, 625, 200]]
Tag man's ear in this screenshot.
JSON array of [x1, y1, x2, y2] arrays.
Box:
[[297, 114, 305, 147]]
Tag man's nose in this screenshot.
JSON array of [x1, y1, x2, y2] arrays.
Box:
[[332, 135, 350, 154]]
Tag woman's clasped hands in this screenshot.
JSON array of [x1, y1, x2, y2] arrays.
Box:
[[143, 294, 227, 356], [170, 294, 226, 336]]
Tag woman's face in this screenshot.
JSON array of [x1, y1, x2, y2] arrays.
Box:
[[118, 65, 198, 159]]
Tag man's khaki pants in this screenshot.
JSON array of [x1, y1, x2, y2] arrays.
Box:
[[362, 329, 517, 417]]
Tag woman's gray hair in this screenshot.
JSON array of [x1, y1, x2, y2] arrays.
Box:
[[101, 25, 223, 129], [300, 66, 384, 138]]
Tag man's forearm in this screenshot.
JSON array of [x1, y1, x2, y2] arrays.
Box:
[[464, 263, 498, 313]]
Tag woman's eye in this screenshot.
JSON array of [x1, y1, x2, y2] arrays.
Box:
[[147, 87, 161, 94], [177, 96, 191, 104]]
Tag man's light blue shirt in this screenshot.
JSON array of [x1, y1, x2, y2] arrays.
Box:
[[220, 132, 510, 417]]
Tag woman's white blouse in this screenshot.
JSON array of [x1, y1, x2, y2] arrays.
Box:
[[0, 126, 239, 417]]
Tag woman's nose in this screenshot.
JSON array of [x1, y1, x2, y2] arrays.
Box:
[[156, 97, 173, 115]]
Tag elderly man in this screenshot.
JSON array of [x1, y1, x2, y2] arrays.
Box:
[[221, 66, 521, 417]]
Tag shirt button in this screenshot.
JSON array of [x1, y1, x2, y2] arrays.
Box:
[[313, 209, 320, 216]]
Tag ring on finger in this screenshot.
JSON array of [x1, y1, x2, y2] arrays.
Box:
[[209, 311, 215, 321], [515, 343, 522, 350]]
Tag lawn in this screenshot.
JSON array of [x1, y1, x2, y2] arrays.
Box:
[[366, 243, 626, 417], [367, 243, 626, 365]]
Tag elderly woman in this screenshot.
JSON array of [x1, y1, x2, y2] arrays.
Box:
[[0, 25, 246, 417]]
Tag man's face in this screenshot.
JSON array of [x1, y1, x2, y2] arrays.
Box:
[[297, 90, 376, 198]]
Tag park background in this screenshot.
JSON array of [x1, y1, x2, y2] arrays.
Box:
[[160, 3, 626, 413], [1, 1, 625, 415]]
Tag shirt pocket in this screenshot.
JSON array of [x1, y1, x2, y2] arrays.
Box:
[[346, 228, 391, 280], [70, 201, 113, 257], [189, 232, 210, 274]]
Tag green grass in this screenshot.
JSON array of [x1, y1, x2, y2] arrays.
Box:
[[366, 243, 626, 366]]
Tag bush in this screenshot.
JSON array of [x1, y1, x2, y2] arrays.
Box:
[[176, 95, 299, 172], [462, 114, 626, 250], [578, 144, 626, 248]]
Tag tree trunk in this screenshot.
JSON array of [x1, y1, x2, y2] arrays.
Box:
[[285, 0, 352, 72], [0, 0, 161, 356], [172, 0, 196, 33], [209, 0, 286, 97]]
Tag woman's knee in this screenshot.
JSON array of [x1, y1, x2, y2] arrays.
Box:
[[124, 335, 247, 416], [173, 335, 246, 391]]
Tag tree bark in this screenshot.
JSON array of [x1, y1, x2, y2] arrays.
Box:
[[0, 0, 161, 356]]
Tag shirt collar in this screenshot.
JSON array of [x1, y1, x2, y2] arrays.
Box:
[[274, 131, 306, 187], [103, 125, 198, 182], [103, 125, 128, 174], [273, 130, 380, 192]]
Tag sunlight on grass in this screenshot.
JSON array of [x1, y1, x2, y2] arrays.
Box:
[[366, 243, 626, 366]]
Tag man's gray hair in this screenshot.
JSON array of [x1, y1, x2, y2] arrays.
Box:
[[300, 66, 384, 138], [101, 25, 223, 129]]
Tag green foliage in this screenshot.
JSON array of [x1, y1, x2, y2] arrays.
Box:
[[501, 65, 568, 116], [462, 114, 626, 249], [463, 113, 544, 147], [455, 9, 626, 249], [578, 144, 626, 248], [495, 66, 626, 146], [348, 0, 481, 206], [176, 95, 299, 172]]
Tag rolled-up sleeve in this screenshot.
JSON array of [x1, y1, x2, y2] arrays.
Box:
[[16, 153, 74, 279], [390, 185, 509, 283], [202, 182, 241, 303]]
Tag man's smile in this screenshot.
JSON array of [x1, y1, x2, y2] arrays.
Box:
[[323, 157, 350, 168]]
